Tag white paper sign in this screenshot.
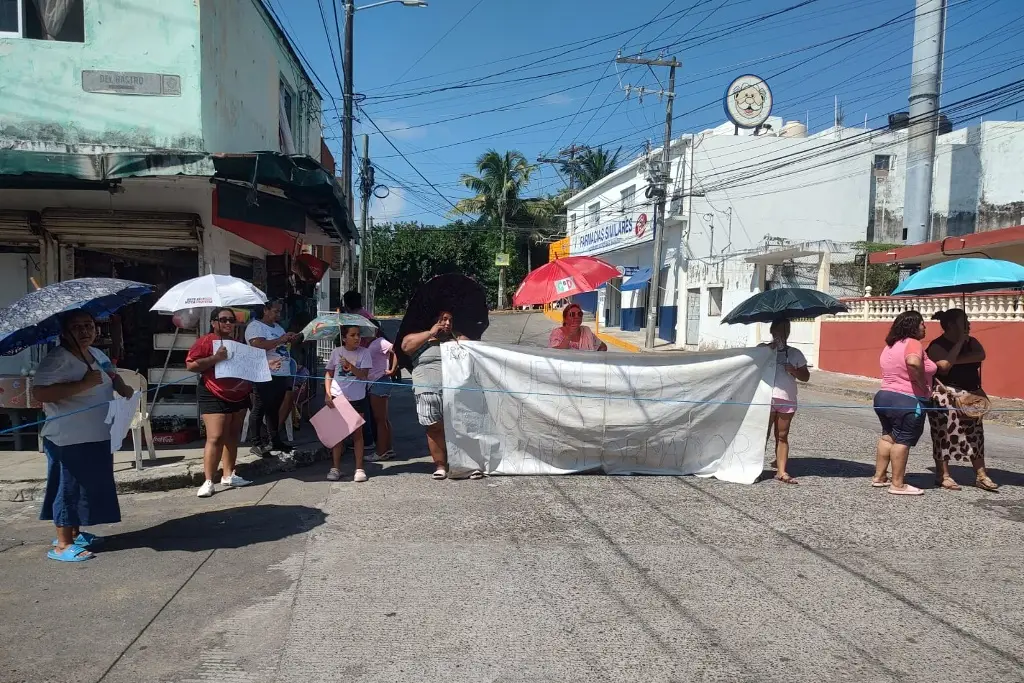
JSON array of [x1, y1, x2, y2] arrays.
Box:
[[213, 340, 272, 383], [105, 391, 142, 454], [441, 342, 776, 483]]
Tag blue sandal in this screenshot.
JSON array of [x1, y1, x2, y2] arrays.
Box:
[[51, 532, 102, 549], [47, 545, 95, 562]]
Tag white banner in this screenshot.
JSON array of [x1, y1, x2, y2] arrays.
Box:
[[441, 342, 775, 483]]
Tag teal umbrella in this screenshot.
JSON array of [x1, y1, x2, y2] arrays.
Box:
[[892, 258, 1024, 296], [301, 313, 376, 341]]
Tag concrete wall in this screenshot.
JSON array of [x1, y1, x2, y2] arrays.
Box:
[[819, 319, 1024, 400], [199, 0, 322, 156], [0, 0, 204, 149]]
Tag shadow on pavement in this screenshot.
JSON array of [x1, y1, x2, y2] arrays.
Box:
[[99, 504, 327, 553], [784, 457, 878, 479]]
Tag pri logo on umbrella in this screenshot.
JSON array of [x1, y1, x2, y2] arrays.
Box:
[[634, 213, 648, 238], [554, 277, 576, 294]]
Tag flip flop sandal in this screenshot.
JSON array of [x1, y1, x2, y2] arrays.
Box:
[[47, 545, 95, 562], [871, 479, 890, 488], [469, 470, 485, 480], [774, 475, 798, 485], [975, 476, 999, 491], [935, 476, 962, 491], [888, 484, 924, 496], [51, 532, 102, 549], [432, 468, 448, 480]]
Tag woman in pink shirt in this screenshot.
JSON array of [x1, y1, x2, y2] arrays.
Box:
[[548, 304, 608, 351], [872, 311, 939, 495]]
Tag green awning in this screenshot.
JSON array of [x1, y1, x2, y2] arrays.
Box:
[[0, 149, 353, 240]]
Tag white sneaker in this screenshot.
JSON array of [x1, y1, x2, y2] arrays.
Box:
[[221, 474, 252, 488], [327, 468, 342, 481], [197, 480, 215, 498], [354, 469, 368, 483]]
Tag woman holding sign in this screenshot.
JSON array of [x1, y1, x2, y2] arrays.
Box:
[[186, 308, 253, 498], [33, 310, 134, 562]]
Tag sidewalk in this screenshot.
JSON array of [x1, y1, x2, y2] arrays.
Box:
[[806, 369, 1024, 429], [0, 431, 329, 503]]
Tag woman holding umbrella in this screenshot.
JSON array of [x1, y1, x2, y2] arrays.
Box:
[[926, 309, 998, 491], [761, 319, 809, 484], [34, 310, 135, 561], [548, 304, 607, 351], [402, 311, 469, 480], [186, 308, 253, 498]]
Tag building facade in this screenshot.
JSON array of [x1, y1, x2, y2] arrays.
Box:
[[567, 115, 1024, 357], [0, 0, 353, 397]]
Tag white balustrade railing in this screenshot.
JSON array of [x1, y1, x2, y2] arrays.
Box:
[[831, 291, 1024, 321]]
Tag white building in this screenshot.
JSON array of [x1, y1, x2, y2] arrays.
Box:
[[567, 118, 1024, 361]]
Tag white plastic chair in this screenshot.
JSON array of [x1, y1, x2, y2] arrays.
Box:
[[116, 369, 157, 471]]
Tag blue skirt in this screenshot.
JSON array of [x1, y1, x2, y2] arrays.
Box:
[[40, 439, 121, 528]]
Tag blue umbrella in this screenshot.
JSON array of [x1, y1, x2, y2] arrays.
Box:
[[0, 278, 153, 356], [891, 258, 1024, 296]]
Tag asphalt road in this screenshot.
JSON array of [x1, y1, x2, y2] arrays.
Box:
[[1, 312, 1022, 683]]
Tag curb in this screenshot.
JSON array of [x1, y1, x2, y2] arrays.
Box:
[[0, 444, 331, 503]]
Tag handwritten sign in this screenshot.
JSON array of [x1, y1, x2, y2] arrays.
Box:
[[213, 340, 271, 383]]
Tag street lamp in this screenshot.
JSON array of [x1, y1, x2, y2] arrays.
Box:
[[343, 0, 427, 296]]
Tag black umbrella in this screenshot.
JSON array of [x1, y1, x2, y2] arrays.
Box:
[[721, 288, 848, 325], [395, 273, 489, 371]]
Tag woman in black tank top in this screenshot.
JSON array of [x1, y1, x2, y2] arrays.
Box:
[[925, 309, 997, 491]]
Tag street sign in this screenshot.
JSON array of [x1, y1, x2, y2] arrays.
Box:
[[82, 70, 182, 96], [495, 253, 510, 267]]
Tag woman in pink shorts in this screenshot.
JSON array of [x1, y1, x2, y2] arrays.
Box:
[[764, 320, 809, 484]]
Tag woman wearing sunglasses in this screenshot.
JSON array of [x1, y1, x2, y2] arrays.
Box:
[[548, 303, 607, 351], [186, 308, 253, 498]]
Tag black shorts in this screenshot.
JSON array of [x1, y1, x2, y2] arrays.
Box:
[[198, 383, 250, 415], [873, 390, 928, 447]]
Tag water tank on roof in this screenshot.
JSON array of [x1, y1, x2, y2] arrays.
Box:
[[779, 121, 808, 138]]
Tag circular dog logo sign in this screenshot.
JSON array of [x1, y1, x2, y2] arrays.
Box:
[[634, 213, 648, 238], [724, 75, 772, 129]]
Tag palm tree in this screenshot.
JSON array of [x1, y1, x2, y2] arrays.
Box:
[[561, 146, 622, 190], [451, 150, 535, 307]]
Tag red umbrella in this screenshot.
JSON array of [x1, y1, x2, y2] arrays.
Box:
[[512, 256, 620, 307]]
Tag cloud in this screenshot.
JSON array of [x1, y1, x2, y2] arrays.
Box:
[[371, 117, 428, 141], [543, 93, 573, 106], [366, 186, 406, 223]]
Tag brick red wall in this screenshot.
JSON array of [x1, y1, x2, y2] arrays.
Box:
[[819, 320, 1024, 399]]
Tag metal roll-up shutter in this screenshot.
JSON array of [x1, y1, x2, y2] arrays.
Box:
[[41, 209, 200, 249], [0, 211, 41, 248]]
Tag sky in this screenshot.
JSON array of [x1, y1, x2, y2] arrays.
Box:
[[263, 0, 1024, 227]]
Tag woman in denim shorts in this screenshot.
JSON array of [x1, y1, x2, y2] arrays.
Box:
[[366, 327, 398, 461]]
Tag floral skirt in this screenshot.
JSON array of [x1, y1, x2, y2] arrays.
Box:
[[927, 384, 985, 464]]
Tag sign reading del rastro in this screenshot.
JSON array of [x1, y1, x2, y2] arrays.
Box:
[[81, 70, 181, 96]]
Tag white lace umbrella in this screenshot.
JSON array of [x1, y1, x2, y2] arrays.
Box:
[[150, 274, 268, 313]]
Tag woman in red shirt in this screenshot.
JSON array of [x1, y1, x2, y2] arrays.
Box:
[[186, 308, 253, 498]]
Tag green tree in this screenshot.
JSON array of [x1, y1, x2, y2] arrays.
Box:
[[561, 146, 622, 189], [451, 149, 536, 307], [366, 221, 514, 313]]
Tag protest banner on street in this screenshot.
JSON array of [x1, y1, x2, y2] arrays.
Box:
[[442, 342, 775, 483]]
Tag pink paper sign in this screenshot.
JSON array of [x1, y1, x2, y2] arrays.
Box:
[[310, 398, 366, 449]]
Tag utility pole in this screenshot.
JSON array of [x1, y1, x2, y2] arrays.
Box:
[[903, 0, 946, 244], [537, 144, 588, 194], [617, 53, 679, 349], [498, 199, 507, 310], [358, 134, 372, 294], [343, 1, 355, 233]]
